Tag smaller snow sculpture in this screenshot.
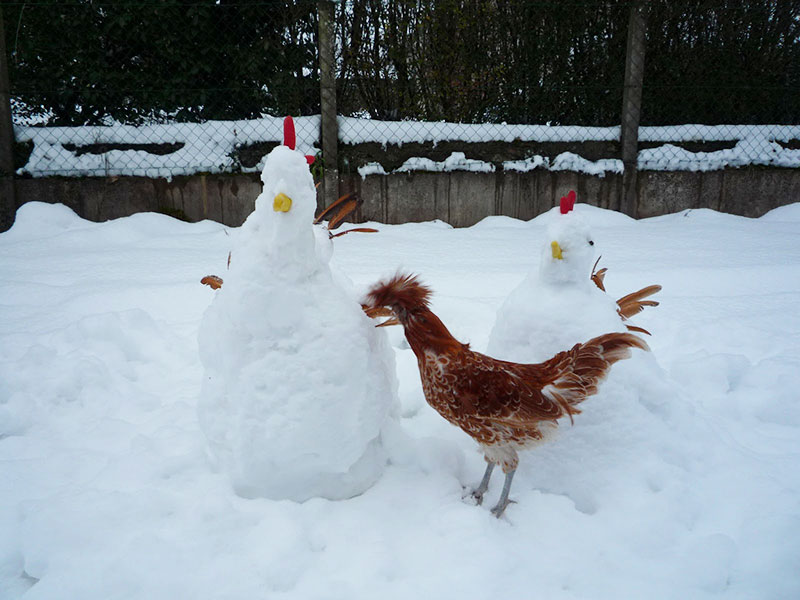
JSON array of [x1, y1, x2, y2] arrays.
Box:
[[487, 191, 657, 364]]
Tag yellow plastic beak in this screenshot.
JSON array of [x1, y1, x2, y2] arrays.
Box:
[[551, 240, 563, 260], [273, 193, 293, 212]]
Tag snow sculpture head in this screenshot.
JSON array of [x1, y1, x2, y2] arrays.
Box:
[[237, 116, 318, 264], [233, 143, 319, 273], [540, 191, 596, 285], [259, 144, 317, 238]]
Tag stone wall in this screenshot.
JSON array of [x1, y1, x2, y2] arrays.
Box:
[[12, 167, 800, 228]]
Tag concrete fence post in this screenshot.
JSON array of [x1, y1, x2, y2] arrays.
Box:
[[0, 6, 17, 232], [317, 0, 339, 211], [619, 1, 647, 218]]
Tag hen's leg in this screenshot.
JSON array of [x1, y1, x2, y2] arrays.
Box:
[[490, 469, 516, 518], [470, 461, 495, 505]]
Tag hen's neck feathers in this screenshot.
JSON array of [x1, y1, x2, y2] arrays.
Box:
[[367, 273, 466, 357], [402, 308, 466, 358]]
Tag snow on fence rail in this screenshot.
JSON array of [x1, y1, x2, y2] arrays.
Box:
[[14, 117, 321, 180], [14, 117, 800, 179]]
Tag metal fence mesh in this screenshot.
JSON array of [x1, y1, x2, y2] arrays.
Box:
[[5, 0, 800, 179], [7, 0, 321, 177], [638, 1, 800, 170]]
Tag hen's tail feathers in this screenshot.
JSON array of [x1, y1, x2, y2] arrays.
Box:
[[542, 332, 649, 423], [616, 285, 662, 320], [366, 272, 432, 312]]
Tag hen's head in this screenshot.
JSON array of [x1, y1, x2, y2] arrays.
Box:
[[364, 273, 462, 354], [365, 273, 431, 324]]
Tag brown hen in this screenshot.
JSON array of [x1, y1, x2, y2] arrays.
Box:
[[365, 273, 649, 517]]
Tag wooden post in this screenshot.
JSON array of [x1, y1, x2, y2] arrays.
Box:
[[0, 5, 16, 232], [317, 1, 339, 211], [619, 1, 647, 218]]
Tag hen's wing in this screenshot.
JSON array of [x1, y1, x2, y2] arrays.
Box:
[[445, 351, 576, 427], [452, 332, 648, 429]]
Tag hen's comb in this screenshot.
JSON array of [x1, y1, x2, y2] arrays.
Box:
[[560, 190, 577, 214], [283, 116, 315, 164], [367, 273, 432, 311]]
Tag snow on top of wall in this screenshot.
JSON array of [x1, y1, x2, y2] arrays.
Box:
[[639, 138, 800, 171], [358, 152, 497, 177], [550, 153, 623, 176], [357, 139, 799, 178], [13, 116, 800, 179], [360, 152, 621, 178]]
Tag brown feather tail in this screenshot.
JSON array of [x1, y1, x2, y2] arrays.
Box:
[[543, 332, 649, 423], [616, 285, 662, 320], [586, 331, 650, 362]]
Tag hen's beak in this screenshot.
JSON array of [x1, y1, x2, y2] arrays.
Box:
[[362, 305, 401, 327], [551, 240, 563, 260], [376, 317, 401, 327], [273, 193, 293, 212]]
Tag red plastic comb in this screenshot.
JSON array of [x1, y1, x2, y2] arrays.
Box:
[[282, 116, 315, 164], [283, 116, 296, 150], [559, 190, 577, 214]]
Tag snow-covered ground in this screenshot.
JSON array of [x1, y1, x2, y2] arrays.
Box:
[[1, 201, 799, 599], [15, 117, 800, 178]]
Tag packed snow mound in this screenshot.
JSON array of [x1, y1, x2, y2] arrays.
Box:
[[197, 145, 397, 501], [761, 201, 800, 222], [5, 202, 88, 240]]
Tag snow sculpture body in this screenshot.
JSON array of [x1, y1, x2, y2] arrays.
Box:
[[198, 127, 397, 501]]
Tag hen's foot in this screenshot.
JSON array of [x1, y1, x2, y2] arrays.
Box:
[[490, 498, 516, 518], [491, 468, 517, 518], [466, 461, 495, 505], [466, 488, 485, 506]]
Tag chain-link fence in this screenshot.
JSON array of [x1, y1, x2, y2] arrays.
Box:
[[3, 0, 800, 182]]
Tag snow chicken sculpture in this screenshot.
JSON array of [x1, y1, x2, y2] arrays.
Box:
[[198, 133, 397, 502], [364, 273, 648, 517], [201, 118, 375, 291], [487, 191, 660, 364]]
